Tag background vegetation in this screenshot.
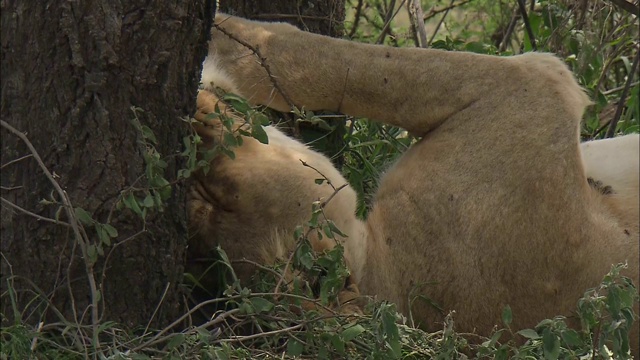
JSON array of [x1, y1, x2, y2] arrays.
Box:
[[2, 0, 638, 359]]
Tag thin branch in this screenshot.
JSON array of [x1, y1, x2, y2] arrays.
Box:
[[1, 154, 33, 170], [608, 0, 640, 15], [375, 0, 407, 45], [321, 184, 348, 209], [0, 197, 71, 227], [0, 119, 101, 347], [214, 323, 305, 344], [376, 0, 397, 44], [606, 48, 640, 138], [273, 246, 297, 298], [348, 0, 365, 38], [273, 161, 350, 298], [143, 282, 171, 336], [300, 159, 337, 191], [232, 258, 282, 278], [408, 0, 428, 48], [602, 81, 639, 95], [423, 0, 474, 21], [517, 0, 537, 51], [499, 7, 520, 52], [251, 14, 334, 21], [428, 0, 455, 47], [213, 19, 296, 110], [136, 308, 242, 350]]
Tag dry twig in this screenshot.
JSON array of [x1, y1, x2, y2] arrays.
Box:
[[214, 17, 296, 110], [0, 119, 102, 351]]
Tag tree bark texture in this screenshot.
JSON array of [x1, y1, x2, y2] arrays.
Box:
[[1, 1, 213, 328], [220, 0, 345, 38]]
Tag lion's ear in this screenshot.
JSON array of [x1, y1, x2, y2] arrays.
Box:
[[201, 55, 240, 94]]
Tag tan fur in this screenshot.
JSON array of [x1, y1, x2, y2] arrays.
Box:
[[189, 13, 639, 353], [187, 91, 368, 290]]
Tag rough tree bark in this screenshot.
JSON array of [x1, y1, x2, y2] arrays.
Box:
[[1, 1, 213, 328], [219, 0, 345, 37]]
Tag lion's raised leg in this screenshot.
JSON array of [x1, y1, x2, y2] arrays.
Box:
[[206, 14, 589, 138]]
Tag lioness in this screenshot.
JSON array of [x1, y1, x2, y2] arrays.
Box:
[[188, 14, 639, 354]]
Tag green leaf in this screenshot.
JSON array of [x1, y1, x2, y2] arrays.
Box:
[[328, 221, 347, 237], [204, 112, 220, 121], [502, 305, 512, 326], [249, 297, 274, 313], [253, 112, 270, 126], [196, 327, 212, 343], [542, 329, 560, 360], [330, 334, 345, 354], [286, 339, 304, 357], [123, 193, 142, 216], [130, 354, 152, 360], [485, 329, 504, 348], [222, 93, 251, 113], [341, 324, 365, 342], [323, 223, 335, 239], [209, 349, 228, 360], [251, 124, 269, 144], [96, 320, 116, 334], [494, 345, 509, 360], [299, 251, 314, 270], [155, 177, 172, 200], [517, 328, 541, 340], [318, 345, 329, 360], [96, 225, 111, 246], [103, 224, 118, 238], [74, 207, 94, 225], [221, 147, 236, 160], [86, 244, 98, 265], [166, 333, 185, 350], [140, 125, 158, 144], [178, 169, 191, 179], [381, 306, 401, 358], [223, 132, 238, 147], [143, 194, 154, 208], [388, 338, 401, 359], [560, 329, 582, 348]]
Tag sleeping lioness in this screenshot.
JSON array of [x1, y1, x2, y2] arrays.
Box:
[[187, 13, 639, 354]]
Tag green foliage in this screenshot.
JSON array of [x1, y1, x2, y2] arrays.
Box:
[[3, 262, 636, 359], [343, 120, 413, 217]]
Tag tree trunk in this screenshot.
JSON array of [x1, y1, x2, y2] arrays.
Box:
[[1, 1, 213, 329], [219, 0, 345, 37]]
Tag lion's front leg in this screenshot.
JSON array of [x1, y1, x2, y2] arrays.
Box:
[[206, 14, 590, 138]]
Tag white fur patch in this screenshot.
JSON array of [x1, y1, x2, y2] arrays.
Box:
[[581, 134, 639, 194], [201, 55, 239, 94]]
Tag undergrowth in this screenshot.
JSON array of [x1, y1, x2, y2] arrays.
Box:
[[2, 259, 638, 359]]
